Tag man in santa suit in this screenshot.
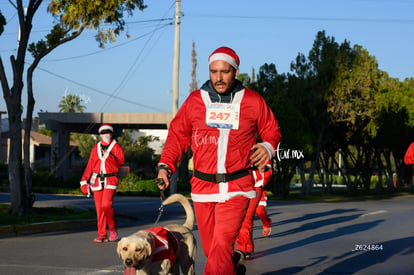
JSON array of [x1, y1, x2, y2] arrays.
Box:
[[80, 123, 125, 242], [156, 46, 281, 274]]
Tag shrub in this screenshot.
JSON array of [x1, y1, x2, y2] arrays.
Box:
[[118, 173, 158, 195]]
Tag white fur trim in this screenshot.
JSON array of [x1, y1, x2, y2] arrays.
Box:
[[261, 141, 275, 159], [209, 53, 239, 70], [98, 124, 113, 133], [191, 190, 256, 202], [258, 201, 267, 207]]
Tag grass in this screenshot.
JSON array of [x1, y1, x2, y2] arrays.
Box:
[[0, 203, 96, 226], [0, 179, 175, 227]]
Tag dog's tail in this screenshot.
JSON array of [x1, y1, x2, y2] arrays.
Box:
[[162, 193, 195, 230]]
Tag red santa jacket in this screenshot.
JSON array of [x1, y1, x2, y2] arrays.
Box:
[[80, 140, 124, 191], [404, 142, 414, 165], [159, 86, 281, 203], [144, 227, 178, 269]]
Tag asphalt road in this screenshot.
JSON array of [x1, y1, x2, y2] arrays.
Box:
[[0, 192, 414, 274]]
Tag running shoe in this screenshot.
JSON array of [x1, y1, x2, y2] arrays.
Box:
[[263, 226, 271, 237], [109, 230, 118, 242], [93, 235, 108, 243]]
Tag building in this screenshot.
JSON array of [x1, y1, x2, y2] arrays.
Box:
[[0, 117, 79, 172]]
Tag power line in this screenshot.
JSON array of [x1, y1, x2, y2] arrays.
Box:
[[1, 18, 172, 38], [35, 65, 168, 112], [41, 23, 172, 62], [2, 3, 176, 114], [127, 18, 174, 24], [99, 1, 176, 112], [187, 14, 414, 24], [107, 23, 170, 107]]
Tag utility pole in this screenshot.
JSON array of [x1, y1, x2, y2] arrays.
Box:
[[171, 0, 181, 117], [170, 0, 181, 194]]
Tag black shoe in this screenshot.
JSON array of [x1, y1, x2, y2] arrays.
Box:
[[236, 263, 247, 275]]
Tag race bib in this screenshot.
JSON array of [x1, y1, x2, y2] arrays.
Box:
[[206, 103, 240, 130]]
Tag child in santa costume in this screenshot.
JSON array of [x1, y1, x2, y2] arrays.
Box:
[[80, 123, 125, 242], [235, 161, 272, 259]]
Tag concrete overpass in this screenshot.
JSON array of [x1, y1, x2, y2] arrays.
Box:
[[38, 112, 173, 180]]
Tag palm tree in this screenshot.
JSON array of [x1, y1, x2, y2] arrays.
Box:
[[58, 93, 86, 113]]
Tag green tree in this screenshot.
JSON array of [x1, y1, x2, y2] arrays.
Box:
[[117, 130, 159, 175], [237, 72, 251, 87], [289, 31, 413, 194], [249, 30, 414, 196], [324, 44, 381, 192], [0, 11, 5, 35], [74, 133, 97, 159], [58, 93, 86, 113], [250, 63, 314, 197], [327, 45, 379, 138], [189, 41, 198, 93], [56, 91, 95, 161], [290, 31, 343, 195], [374, 74, 414, 190], [0, 0, 146, 215], [138, 135, 160, 149]]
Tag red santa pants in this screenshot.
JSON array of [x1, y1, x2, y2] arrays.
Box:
[[193, 195, 249, 275], [256, 205, 271, 228], [93, 188, 116, 237], [235, 186, 262, 254]]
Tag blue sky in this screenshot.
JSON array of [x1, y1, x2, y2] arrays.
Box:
[[0, 0, 413, 117]]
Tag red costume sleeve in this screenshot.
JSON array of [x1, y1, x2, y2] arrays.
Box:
[[159, 95, 193, 174], [110, 143, 125, 169], [81, 144, 98, 182]]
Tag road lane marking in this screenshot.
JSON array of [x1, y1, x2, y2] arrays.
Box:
[[361, 210, 387, 217]]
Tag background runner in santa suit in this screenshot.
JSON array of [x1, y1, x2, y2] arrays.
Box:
[[256, 175, 272, 238], [404, 142, 414, 184], [80, 123, 125, 243], [235, 160, 273, 260], [156, 46, 281, 275]]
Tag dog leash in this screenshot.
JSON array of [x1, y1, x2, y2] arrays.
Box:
[[153, 178, 166, 226]]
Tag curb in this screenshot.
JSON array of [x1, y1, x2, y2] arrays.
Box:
[[0, 219, 96, 237]]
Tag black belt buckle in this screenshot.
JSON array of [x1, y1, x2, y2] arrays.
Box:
[[99, 174, 105, 181], [215, 173, 227, 183]]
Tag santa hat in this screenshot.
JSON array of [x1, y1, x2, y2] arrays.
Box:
[[98, 123, 113, 134], [208, 46, 240, 70]]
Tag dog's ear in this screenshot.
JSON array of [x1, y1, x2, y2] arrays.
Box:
[[145, 239, 152, 256], [143, 233, 155, 256], [117, 238, 125, 258]]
